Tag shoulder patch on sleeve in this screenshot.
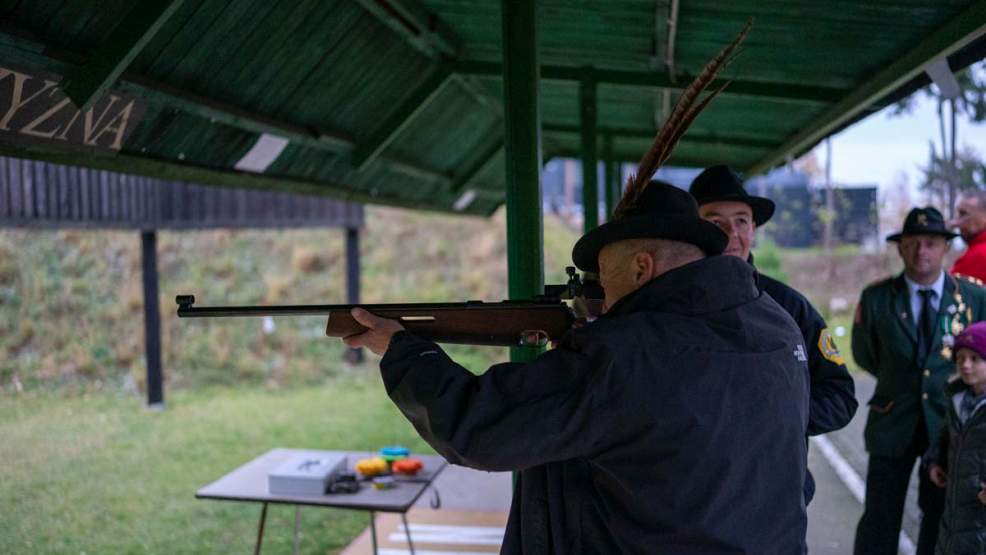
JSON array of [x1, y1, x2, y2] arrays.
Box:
[[818, 327, 846, 365]]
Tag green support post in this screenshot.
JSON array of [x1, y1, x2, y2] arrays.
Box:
[[580, 68, 598, 232], [603, 134, 619, 220], [501, 0, 543, 363]]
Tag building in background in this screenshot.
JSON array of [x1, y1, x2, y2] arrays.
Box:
[[543, 160, 878, 248]]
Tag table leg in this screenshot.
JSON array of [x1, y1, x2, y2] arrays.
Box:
[[401, 512, 416, 555], [370, 511, 378, 555], [293, 505, 301, 555], [254, 502, 268, 555]]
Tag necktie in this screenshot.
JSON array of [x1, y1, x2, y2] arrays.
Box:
[[916, 289, 936, 363]]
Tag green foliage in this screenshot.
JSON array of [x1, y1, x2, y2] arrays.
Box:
[[0, 207, 585, 392], [0, 207, 583, 552], [752, 238, 789, 283]]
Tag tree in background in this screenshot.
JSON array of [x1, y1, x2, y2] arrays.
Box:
[[893, 61, 986, 215], [918, 145, 986, 210]]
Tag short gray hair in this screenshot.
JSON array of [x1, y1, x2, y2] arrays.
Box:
[[608, 238, 704, 267], [960, 189, 986, 212]]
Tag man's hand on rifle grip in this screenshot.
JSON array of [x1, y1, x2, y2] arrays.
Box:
[[344, 308, 405, 356]]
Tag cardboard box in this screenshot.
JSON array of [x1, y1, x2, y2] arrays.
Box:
[[267, 451, 348, 496]]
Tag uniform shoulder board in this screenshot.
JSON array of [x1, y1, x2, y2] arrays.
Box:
[[954, 273, 985, 287]]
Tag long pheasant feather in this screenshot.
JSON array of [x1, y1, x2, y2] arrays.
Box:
[[614, 20, 752, 218]]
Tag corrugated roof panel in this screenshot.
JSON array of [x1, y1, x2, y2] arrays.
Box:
[[383, 82, 501, 174], [0, 0, 980, 216]]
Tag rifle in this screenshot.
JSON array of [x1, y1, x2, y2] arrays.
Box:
[[176, 267, 603, 348]]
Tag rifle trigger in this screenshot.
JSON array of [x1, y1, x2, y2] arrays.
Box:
[[519, 330, 549, 347]]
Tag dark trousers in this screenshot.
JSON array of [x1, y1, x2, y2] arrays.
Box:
[[854, 427, 946, 555]]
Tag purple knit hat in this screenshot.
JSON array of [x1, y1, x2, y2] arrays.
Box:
[[954, 321, 986, 360]]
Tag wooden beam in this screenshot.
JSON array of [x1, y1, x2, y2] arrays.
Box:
[[0, 143, 478, 215], [352, 0, 462, 58], [542, 124, 779, 150], [351, 66, 454, 172], [547, 147, 708, 168], [0, 31, 460, 187], [747, 0, 986, 175], [450, 138, 502, 193], [452, 60, 846, 104], [118, 74, 353, 151], [63, 1, 185, 111], [580, 68, 598, 232]]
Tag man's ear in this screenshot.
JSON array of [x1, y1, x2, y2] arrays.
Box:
[[633, 252, 657, 286]]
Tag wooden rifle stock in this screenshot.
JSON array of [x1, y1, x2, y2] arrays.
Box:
[[176, 267, 602, 348], [177, 297, 577, 347]]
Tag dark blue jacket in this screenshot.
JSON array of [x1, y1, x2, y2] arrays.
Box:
[[380, 255, 809, 554], [759, 274, 858, 504]]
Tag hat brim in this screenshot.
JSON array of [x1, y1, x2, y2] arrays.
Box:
[[886, 230, 958, 242], [572, 215, 728, 272], [696, 194, 775, 226]]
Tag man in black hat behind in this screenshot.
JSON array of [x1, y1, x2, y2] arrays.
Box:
[[852, 207, 986, 555], [343, 182, 810, 554], [689, 165, 858, 503]]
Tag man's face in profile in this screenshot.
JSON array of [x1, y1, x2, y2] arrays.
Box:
[[952, 195, 986, 244], [699, 201, 755, 260]]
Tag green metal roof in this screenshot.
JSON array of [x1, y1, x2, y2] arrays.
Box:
[[0, 0, 983, 216]]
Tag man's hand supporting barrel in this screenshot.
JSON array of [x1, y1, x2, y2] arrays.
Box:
[[343, 308, 405, 355]]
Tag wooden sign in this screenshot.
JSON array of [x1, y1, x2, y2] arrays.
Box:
[[0, 62, 146, 153]]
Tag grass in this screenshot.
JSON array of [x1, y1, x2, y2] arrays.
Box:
[[0, 206, 584, 552], [0, 371, 432, 554], [1, 203, 888, 552]]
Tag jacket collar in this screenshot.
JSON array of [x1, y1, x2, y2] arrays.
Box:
[[971, 230, 986, 247], [604, 255, 759, 317]]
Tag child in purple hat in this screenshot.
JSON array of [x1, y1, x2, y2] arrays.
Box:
[[926, 321, 986, 554]]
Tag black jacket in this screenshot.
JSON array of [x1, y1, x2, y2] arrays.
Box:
[[380, 255, 810, 554], [928, 378, 986, 555], [759, 274, 858, 504], [759, 275, 857, 435]]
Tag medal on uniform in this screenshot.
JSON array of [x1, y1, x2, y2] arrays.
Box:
[[941, 281, 968, 358]]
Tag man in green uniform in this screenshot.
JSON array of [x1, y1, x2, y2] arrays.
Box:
[[853, 207, 986, 555]]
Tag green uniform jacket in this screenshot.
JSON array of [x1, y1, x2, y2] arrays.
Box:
[[852, 273, 986, 457]]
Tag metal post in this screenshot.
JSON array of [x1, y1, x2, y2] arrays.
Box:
[[401, 512, 417, 555], [254, 502, 268, 555], [344, 227, 364, 364], [501, 0, 543, 363], [141, 230, 164, 408], [603, 134, 618, 220], [370, 511, 379, 555], [580, 68, 598, 232], [293, 505, 301, 555]]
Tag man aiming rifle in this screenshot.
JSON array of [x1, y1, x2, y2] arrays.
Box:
[[340, 24, 814, 553], [345, 180, 811, 554]]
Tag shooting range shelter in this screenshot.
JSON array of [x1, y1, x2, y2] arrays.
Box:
[[0, 154, 363, 406], [0, 1, 985, 367]]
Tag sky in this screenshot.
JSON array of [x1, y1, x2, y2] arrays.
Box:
[[814, 84, 985, 195]]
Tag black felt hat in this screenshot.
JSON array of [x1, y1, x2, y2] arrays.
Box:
[[571, 181, 728, 272], [886, 207, 957, 242], [689, 165, 775, 226]]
